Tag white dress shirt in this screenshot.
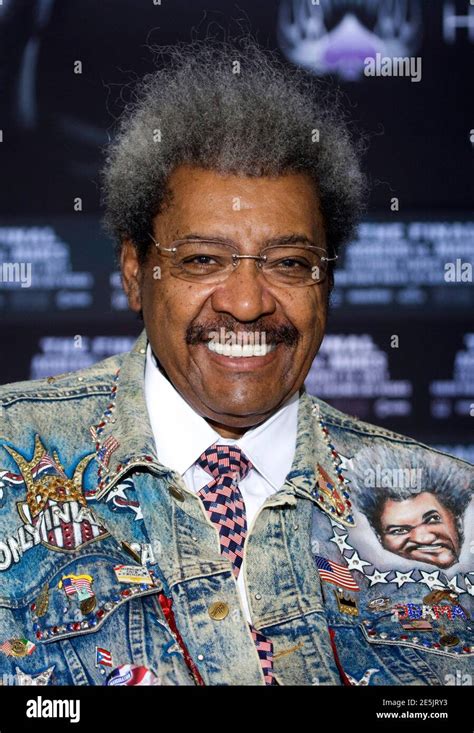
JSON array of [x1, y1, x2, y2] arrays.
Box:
[[144, 343, 298, 622]]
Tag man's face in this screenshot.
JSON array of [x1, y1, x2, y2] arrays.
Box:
[[121, 164, 329, 435], [378, 492, 460, 569]]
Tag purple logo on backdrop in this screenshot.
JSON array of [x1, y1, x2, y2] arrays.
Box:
[[277, 0, 423, 81]]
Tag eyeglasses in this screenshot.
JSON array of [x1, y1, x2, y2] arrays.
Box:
[[149, 236, 337, 286]]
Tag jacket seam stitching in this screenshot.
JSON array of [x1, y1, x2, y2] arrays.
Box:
[[0, 388, 112, 407]]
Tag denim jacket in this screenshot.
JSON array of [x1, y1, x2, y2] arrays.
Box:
[[0, 329, 472, 686]]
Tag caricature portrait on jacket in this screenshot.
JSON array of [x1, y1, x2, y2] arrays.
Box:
[[349, 444, 473, 571]]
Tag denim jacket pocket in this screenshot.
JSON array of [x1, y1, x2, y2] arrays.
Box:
[[358, 608, 473, 683], [0, 550, 196, 685]]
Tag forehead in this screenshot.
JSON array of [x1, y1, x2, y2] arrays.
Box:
[[156, 164, 324, 240], [381, 492, 446, 523]]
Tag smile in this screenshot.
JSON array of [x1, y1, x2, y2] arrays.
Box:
[[413, 544, 444, 552], [206, 341, 277, 358]]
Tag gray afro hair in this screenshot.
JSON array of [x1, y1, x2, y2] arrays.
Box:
[[101, 34, 367, 264], [349, 443, 473, 541]]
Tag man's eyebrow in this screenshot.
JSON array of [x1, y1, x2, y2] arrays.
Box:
[[383, 509, 442, 533], [421, 509, 441, 522], [265, 233, 319, 247], [383, 524, 413, 532], [179, 232, 319, 247]]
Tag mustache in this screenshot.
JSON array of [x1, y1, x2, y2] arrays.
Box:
[[405, 540, 451, 551], [185, 317, 300, 347]]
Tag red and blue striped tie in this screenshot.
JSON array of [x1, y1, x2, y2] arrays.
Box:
[[197, 443, 274, 685]]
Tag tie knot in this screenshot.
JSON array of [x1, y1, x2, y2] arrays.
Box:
[[197, 443, 253, 482]]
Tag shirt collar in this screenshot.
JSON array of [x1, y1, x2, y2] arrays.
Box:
[[90, 329, 354, 528], [144, 342, 299, 490]]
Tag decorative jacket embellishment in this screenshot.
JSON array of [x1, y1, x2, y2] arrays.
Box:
[[0, 435, 108, 561]]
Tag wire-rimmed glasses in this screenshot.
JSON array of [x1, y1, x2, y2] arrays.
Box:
[[149, 235, 336, 286]]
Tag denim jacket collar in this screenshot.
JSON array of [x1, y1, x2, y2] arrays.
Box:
[[91, 330, 162, 499], [91, 329, 351, 527]]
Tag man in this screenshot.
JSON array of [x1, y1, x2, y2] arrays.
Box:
[[0, 38, 472, 686]]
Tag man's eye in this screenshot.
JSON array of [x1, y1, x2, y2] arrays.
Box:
[[273, 258, 311, 270], [425, 513, 442, 524], [175, 251, 228, 275], [181, 255, 219, 267], [386, 527, 409, 536]]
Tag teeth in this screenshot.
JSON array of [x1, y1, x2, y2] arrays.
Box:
[[207, 341, 224, 355], [206, 341, 276, 358]]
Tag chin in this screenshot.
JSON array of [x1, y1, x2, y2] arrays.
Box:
[[206, 404, 273, 424], [409, 551, 456, 569], [203, 388, 282, 413], [202, 395, 280, 423], [434, 553, 457, 569]]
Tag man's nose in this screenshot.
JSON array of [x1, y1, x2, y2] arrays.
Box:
[[210, 260, 277, 322], [410, 524, 438, 545]]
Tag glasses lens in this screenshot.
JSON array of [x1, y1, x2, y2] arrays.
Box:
[[172, 241, 234, 281], [165, 241, 329, 285], [262, 246, 327, 285]]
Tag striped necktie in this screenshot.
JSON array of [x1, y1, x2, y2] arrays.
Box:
[[197, 443, 274, 685]]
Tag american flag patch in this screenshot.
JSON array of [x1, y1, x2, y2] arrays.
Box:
[[315, 555, 360, 591], [0, 639, 14, 656], [59, 574, 94, 597], [97, 436, 119, 468]]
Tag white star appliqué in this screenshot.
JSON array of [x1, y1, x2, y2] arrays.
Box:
[[106, 480, 143, 521], [346, 668, 380, 686], [128, 504, 143, 521], [330, 532, 353, 553], [464, 574, 474, 596], [419, 570, 445, 591], [392, 570, 416, 588], [337, 453, 355, 473], [106, 483, 129, 502], [447, 575, 465, 596], [15, 665, 55, 686], [346, 550, 371, 572], [365, 569, 391, 586]]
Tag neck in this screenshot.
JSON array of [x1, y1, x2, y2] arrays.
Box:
[[205, 418, 249, 439]]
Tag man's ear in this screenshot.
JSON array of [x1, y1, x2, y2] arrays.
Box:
[[120, 239, 142, 313]]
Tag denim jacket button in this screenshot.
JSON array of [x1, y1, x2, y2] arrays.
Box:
[[254, 593, 262, 601], [169, 485, 185, 501], [208, 601, 229, 620]]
